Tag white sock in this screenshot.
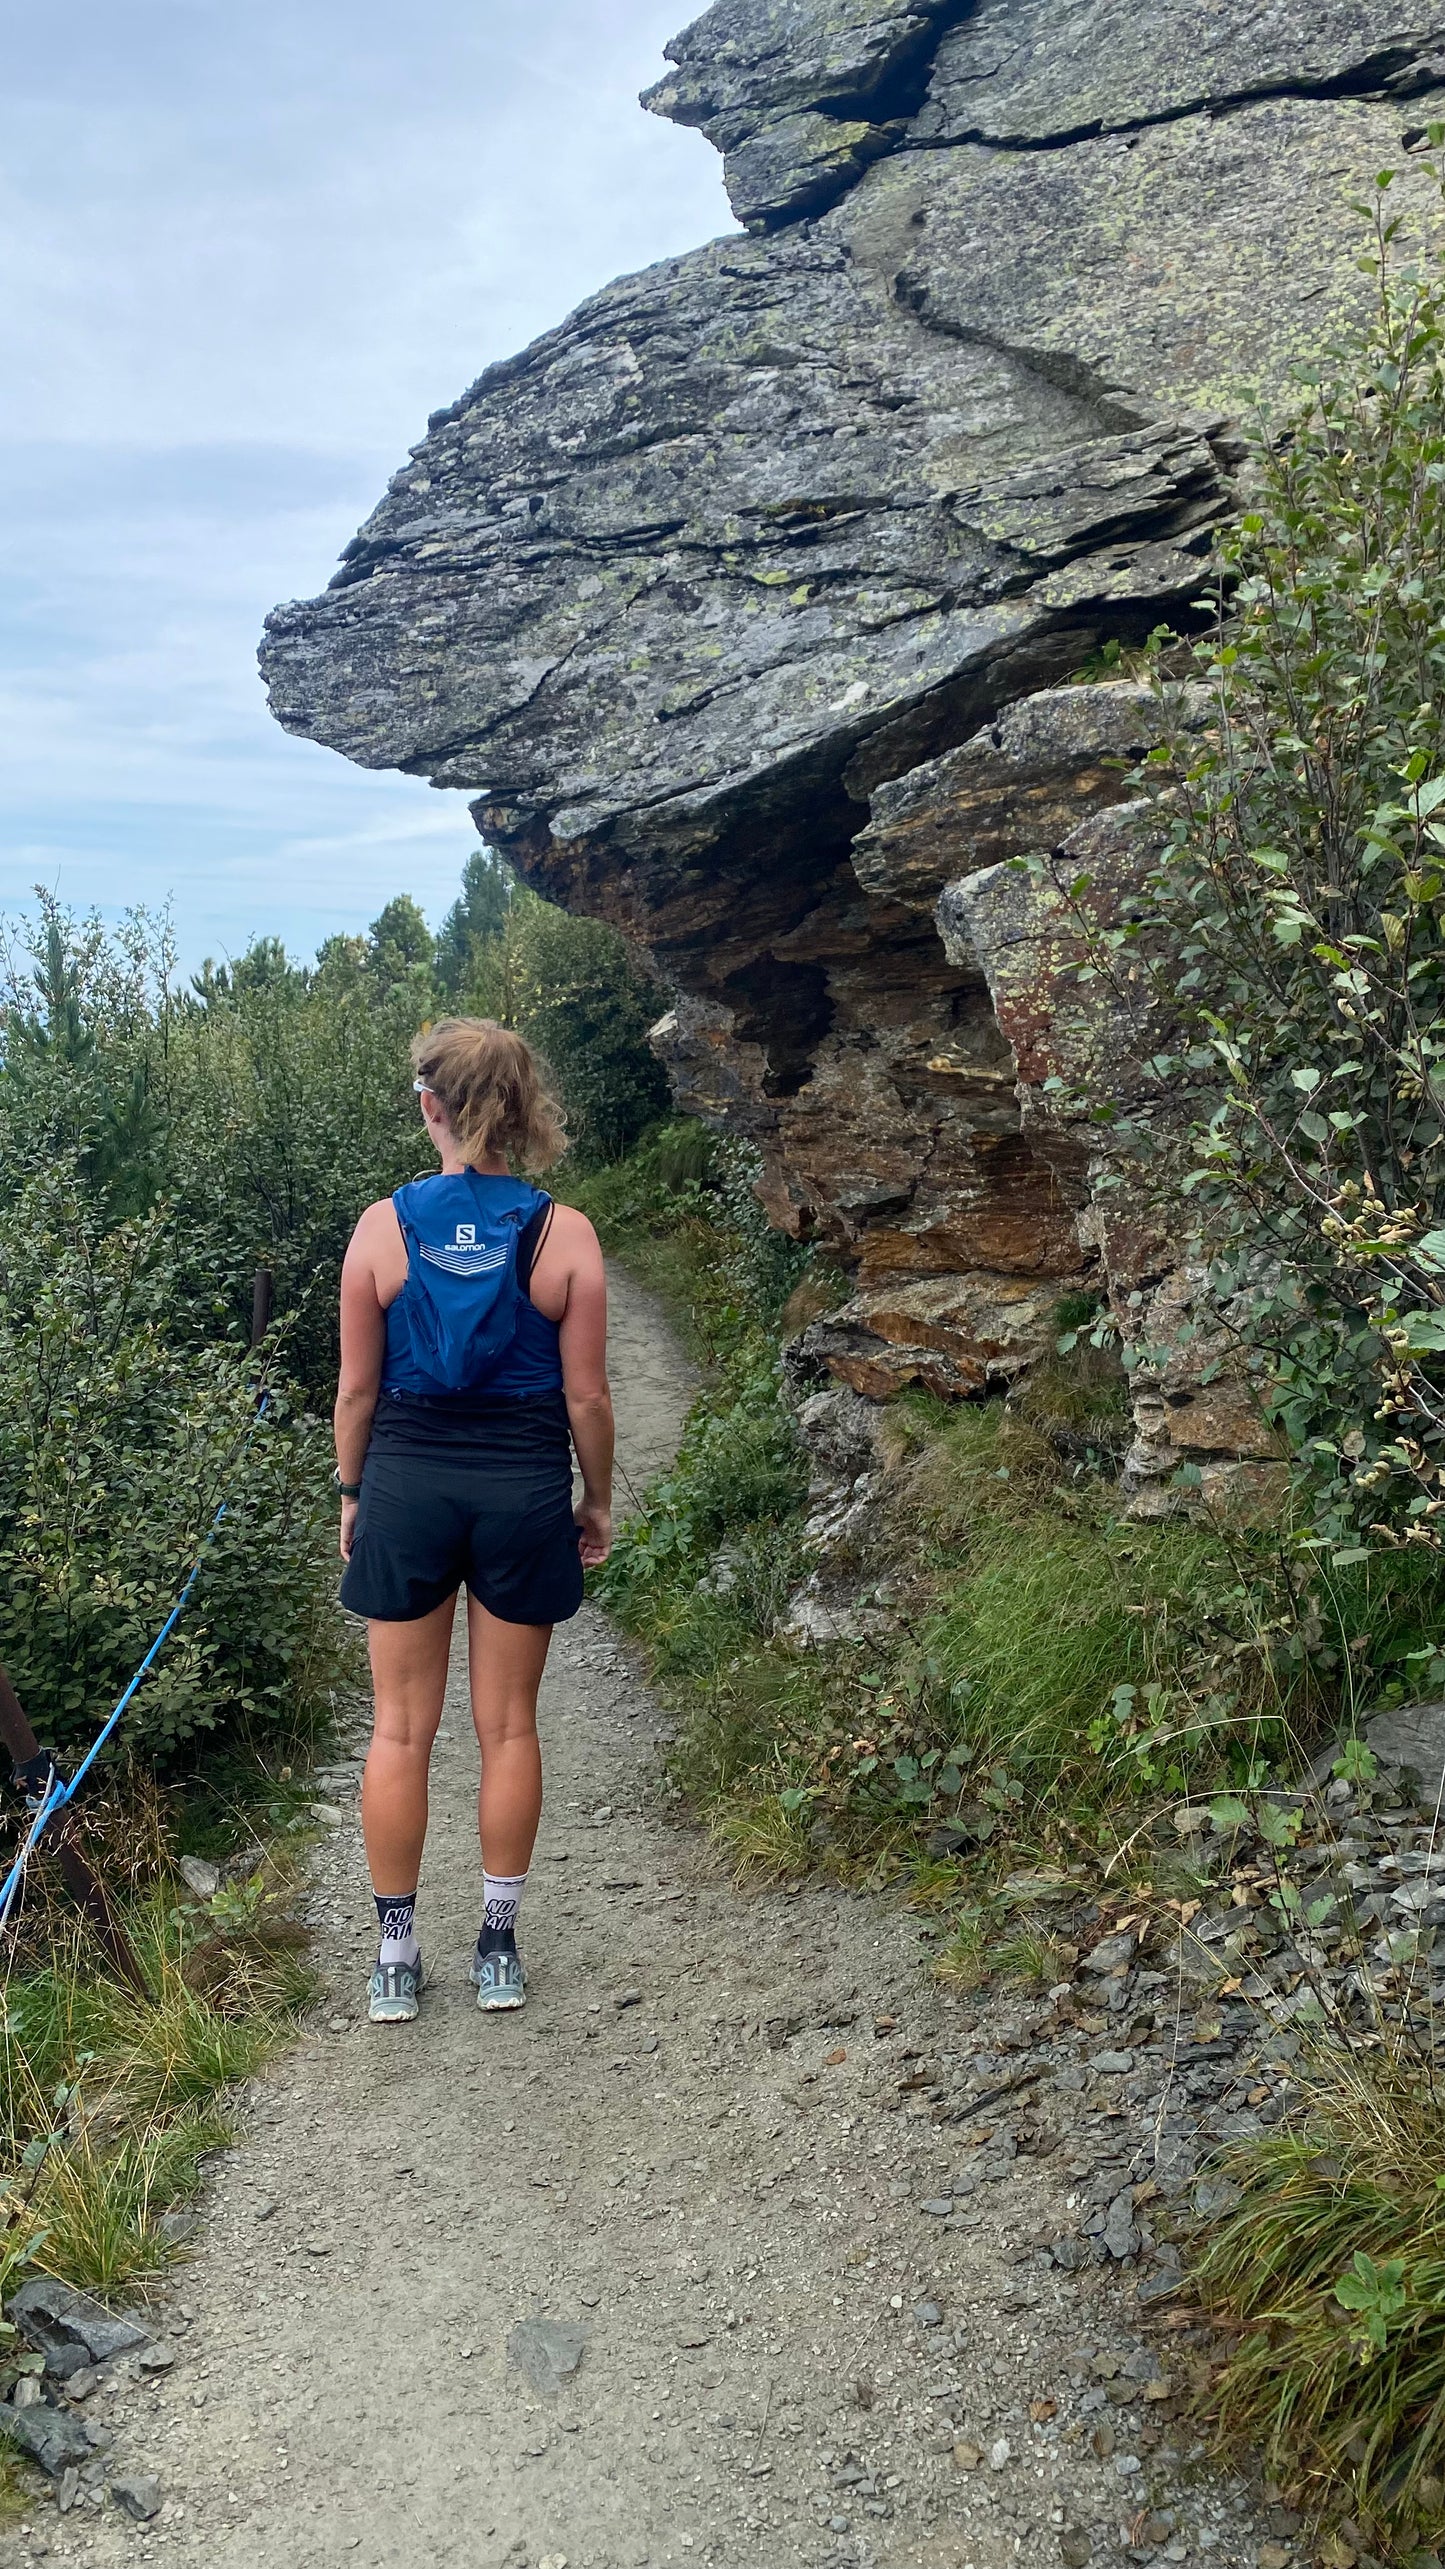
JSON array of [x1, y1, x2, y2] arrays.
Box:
[[481, 1870, 528, 1944]]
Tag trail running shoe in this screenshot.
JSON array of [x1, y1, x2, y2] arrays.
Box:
[[470, 1939, 526, 2012], [367, 1954, 422, 2024]]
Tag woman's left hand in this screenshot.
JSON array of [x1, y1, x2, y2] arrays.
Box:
[[339, 1496, 359, 1563]]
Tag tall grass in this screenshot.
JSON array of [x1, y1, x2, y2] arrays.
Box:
[[1196, 2045, 1445, 2549], [0, 1828, 314, 2304]]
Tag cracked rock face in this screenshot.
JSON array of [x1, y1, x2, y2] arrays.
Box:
[[260, 0, 1445, 1468]]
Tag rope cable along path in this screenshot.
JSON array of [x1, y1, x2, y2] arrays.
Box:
[[0, 1382, 276, 1942]]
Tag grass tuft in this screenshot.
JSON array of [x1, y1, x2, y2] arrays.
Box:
[[0, 1852, 314, 2304], [710, 1793, 813, 1881], [993, 1923, 1073, 1990], [932, 1914, 991, 1992], [1196, 2043, 1445, 2547]]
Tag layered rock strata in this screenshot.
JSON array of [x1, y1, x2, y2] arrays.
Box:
[[261, 0, 1445, 1476]]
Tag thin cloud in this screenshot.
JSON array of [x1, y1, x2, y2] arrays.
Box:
[[2, 0, 732, 967]]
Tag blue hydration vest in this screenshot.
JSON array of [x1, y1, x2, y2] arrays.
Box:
[[384, 1171, 557, 1397]]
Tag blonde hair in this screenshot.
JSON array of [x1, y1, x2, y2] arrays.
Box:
[[410, 1018, 566, 1172]]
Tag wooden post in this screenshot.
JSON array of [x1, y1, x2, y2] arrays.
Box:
[[250, 1266, 274, 1351], [0, 1664, 152, 2002]]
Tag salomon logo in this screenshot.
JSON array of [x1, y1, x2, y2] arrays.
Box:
[[455, 1223, 476, 1247], [419, 1240, 508, 1276]]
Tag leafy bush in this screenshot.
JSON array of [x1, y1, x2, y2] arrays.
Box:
[[596, 1353, 809, 1636], [1101, 153, 1445, 1554], [0, 1162, 348, 1761], [462, 888, 671, 1165], [1, 898, 425, 1398]]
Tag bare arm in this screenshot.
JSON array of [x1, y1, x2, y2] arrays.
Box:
[[555, 1212, 613, 1567], [334, 1203, 392, 1560]]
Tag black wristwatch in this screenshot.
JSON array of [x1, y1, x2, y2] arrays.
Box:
[[333, 1471, 362, 1499]]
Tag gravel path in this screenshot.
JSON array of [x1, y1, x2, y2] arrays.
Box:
[[6, 1271, 1274, 2569]]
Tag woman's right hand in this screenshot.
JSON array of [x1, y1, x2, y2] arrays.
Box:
[[575, 1497, 612, 1569], [339, 1496, 359, 1564]]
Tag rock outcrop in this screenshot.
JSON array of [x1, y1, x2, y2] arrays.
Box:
[[261, 0, 1445, 1487]]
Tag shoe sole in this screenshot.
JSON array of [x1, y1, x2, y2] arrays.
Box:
[[368, 2000, 419, 2024]]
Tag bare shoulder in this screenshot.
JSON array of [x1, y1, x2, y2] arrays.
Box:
[[345, 1197, 401, 1264], [546, 1202, 604, 1273]]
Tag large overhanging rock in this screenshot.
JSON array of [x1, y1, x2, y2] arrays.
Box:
[[261, 0, 1445, 1443]]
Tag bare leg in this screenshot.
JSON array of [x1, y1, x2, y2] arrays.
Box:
[[361, 1595, 457, 1895], [466, 1595, 551, 1877]]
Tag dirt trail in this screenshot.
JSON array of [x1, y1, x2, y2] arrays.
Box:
[[12, 1271, 1270, 2569]]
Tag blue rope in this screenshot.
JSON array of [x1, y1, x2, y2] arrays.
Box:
[[0, 1393, 272, 1932]]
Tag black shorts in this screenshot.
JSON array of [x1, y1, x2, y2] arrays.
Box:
[[340, 1391, 584, 1627]]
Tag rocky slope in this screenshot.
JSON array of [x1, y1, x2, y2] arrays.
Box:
[[260, 0, 1445, 1488]]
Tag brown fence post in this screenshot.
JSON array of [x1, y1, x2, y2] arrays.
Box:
[[0, 1664, 152, 2002]]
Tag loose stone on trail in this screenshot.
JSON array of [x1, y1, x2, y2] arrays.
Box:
[[109, 2473, 163, 2521], [4, 2401, 95, 2477], [7, 2279, 150, 2378], [507, 2316, 591, 2398]]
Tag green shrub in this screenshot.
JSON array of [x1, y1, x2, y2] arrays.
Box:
[[1072, 152, 1445, 1554], [596, 1353, 809, 1634], [460, 887, 671, 1165], [0, 1162, 348, 1761]]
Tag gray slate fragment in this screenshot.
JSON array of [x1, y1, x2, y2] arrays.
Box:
[[1081, 1931, 1136, 1975], [7, 2278, 149, 2377], [109, 2471, 163, 2521], [1137, 2267, 1184, 2305], [2, 2400, 95, 2476], [720, 109, 902, 226], [1193, 2176, 1243, 2218], [1363, 1699, 1445, 1804], [507, 2316, 590, 2397], [178, 1854, 220, 1900], [1102, 2192, 1142, 2260]]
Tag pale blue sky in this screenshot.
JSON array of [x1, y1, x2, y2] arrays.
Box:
[[2, 2, 731, 969]]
